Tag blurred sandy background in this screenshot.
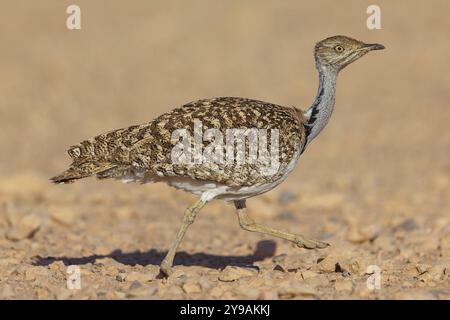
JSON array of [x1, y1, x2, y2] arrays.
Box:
[[0, 1, 448, 299]]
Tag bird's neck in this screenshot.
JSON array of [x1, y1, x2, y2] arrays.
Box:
[[304, 66, 338, 145]]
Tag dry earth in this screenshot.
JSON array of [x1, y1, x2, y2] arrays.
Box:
[[0, 1, 449, 299]]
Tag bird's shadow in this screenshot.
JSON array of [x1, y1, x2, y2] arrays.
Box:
[[32, 240, 276, 270]]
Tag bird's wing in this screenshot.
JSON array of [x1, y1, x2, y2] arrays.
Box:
[[51, 97, 306, 186]]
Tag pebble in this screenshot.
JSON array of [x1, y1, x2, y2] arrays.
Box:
[[36, 288, 54, 299], [218, 266, 257, 282], [198, 277, 213, 291], [182, 282, 202, 294], [346, 225, 380, 244], [209, 286, 224, 298], [417, 264, 446, 284], [129, 280, 142, 290], [50, 207, 75, 226], [302, 273, 329, 288], [166, 286, 184, 297], [395, 218, 419, 232], [300, 270, 317, 280], [317, 247, 374, 276], [116, 273, 127, 282], [127, 284, 153, 297], [317, 253, 339, 273], [6, 214, 41, 241]]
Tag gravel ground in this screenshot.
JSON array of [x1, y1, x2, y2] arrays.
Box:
[[0, 172, 448, 299], [0, 1, 449, 299]]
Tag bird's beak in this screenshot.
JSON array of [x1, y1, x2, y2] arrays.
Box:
[[363, 43, 385, 51]]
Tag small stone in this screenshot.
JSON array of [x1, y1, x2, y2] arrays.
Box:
[[418, 264, 446, 284], [304, 274, 329, 288], [334, 279, 353, 292], [395, 219, 419, 232], [218, 266, 257, 282], [337, 258, 365, 275], [6, 214, 41, 241], [317, 253, 339, 273], [300, 270, 318, 280], [47, 261, 63, 271], [129, 280, 143, 290], [182, 282, 202, 294], [36, 288, 51, 299], [166, 286, 184, 297], [198, 278, 213, 291], [147, 284, 158, 296], [116, 273, 127, 282], [346, 224, 380, 244], [209, 286, 224, 298], [127, 283, 151, 297], [272, 254, 287, 264], [50, 207, 75, 226], [145, 265, 161, 279]]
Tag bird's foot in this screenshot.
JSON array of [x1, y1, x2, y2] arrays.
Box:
[[159, 261, 174, 278], [295, 235, 329, 249]]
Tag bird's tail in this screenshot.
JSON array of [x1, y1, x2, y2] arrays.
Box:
[[50, 144, 116, 184], [50, 167, 86, 184]]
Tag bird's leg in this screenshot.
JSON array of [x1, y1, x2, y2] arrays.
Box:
[[234, 200, 329, 249], [160, 198, 205, 276]]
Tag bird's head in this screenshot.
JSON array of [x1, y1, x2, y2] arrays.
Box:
[[314, 35, 384, 72]]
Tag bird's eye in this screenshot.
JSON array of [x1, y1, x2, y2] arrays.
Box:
[[334, 45, 344, 53]]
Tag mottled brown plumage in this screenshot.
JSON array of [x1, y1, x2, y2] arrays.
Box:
[[51, 97, 307, 187]]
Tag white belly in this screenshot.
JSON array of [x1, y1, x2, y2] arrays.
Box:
[[160, 149, 301, 202]]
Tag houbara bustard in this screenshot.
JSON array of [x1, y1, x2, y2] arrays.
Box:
[[52, 36, 384, 276]]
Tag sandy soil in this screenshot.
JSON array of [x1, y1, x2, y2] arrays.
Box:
[[0, 1, 449, 299]]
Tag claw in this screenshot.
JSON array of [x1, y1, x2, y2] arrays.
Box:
[[159, 262, 174, 278], [296, 236, 330, 249]]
